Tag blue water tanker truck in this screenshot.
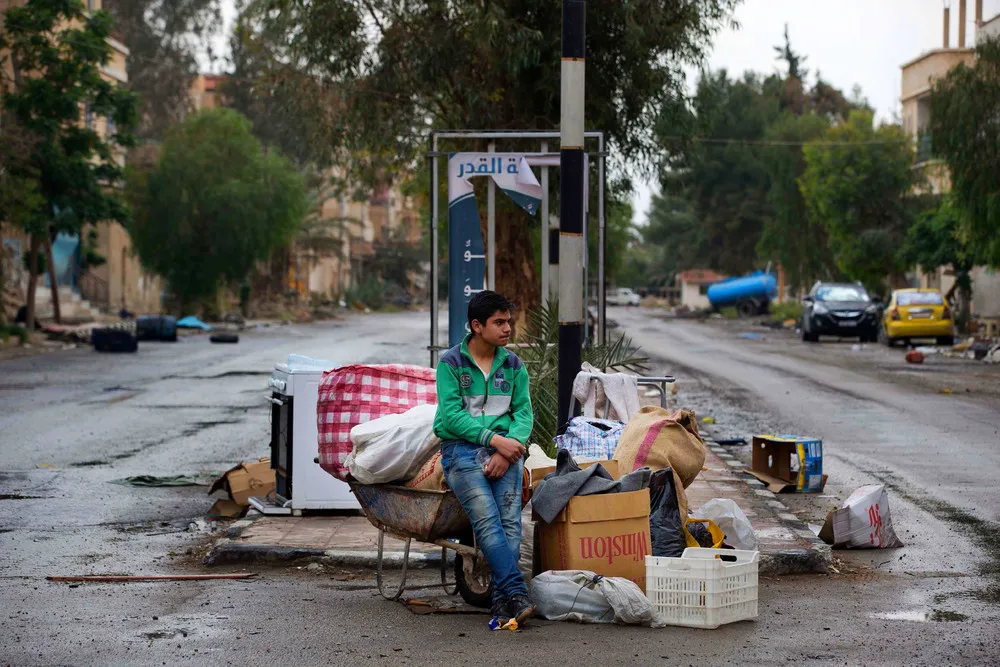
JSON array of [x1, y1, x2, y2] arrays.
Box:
[[706, 271, 778, 316]]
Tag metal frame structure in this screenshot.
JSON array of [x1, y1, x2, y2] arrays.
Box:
[[428, 130, 607, 367]]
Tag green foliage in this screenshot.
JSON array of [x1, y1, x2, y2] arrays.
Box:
[[642, 193, 706, 284], [719, 306, 739, 319], [929, 37, 1000, 267], [232, 0, 741, 311], [902, 195, 975, 331], [344, 277, 385, 311], [104, 0, 222, 141], [127, 108, 307, 307], [757, 112, 838, 288], [658, 70, 777, 276], [588, 197, 635, 284], [799, 110, 916, 295], [0, 0, 139, 237], [653, 28, 863, 290], [516, 300, 648, 455], [769, 301, 803, 322], [0, 324, 29, 345]]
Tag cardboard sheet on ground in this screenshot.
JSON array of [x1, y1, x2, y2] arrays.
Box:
[[209, 458, 275, 506]]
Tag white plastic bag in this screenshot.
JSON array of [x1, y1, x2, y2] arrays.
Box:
[[691, 498, 759, 551], [829, 484, 904, 549], [346, 404, 440, 484], [529, 570, 665, 627]]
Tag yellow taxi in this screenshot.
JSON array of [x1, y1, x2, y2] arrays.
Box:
[[881, 288, 955, 347]]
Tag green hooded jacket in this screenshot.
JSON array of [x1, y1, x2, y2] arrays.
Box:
[[433, 334, 533, 446]]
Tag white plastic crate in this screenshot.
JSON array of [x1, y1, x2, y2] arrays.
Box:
[[645, 548, 759, 629]]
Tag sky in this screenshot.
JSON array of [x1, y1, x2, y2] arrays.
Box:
[[210, 0, 1000, 224]]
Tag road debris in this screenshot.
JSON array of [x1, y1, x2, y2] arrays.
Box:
[[905, 350, 925, 364], [47, 574, 257, 583]]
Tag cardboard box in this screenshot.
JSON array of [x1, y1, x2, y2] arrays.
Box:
[[535, 488, 651, 591], [209, 458, 275, 506], [530, 459, 619, 491], [748, 435, 825, 493]]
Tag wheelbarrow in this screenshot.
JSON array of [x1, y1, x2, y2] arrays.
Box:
[[348, 482, 492, 607]]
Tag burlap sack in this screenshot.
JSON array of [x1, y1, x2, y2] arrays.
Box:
[[403, 451, 448, 490], [612, 407, 706, 519]]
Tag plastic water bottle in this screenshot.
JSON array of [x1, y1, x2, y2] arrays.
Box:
[[476, 447, 494, 471]]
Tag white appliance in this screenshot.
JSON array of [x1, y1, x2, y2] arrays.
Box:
[[264, 356, 360, 513]]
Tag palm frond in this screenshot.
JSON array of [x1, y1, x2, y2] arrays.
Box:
[[517, 298, 648, 455]]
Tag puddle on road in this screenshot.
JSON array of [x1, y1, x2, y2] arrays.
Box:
[[872, 609, 969, 622]]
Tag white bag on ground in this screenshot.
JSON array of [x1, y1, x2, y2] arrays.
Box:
[[346, 404, 440, 484], [828, 484, 904, 549], [529, 570, 665, 627], [691, 498, 759, 551]]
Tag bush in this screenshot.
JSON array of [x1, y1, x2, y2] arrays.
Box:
[[344, 277, 386, 310], [770, 301, 803, 322], [0, 324, 29, 345], [720, 306, 739, 319]]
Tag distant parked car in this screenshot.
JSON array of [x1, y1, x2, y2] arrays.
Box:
[[801, 282, 880, 343], [881, 288, 954, 347], [607, 287, 641, 306]]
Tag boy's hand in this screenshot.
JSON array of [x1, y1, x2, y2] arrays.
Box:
[[484, 453, 510, 480], [491, 435, 526, 462]]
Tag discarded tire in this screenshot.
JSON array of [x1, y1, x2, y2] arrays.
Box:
[[209, 333, 239, 344], [92, 328, 138, 353]]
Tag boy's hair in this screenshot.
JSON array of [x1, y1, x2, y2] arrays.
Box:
[[468, 290, 512, 332]]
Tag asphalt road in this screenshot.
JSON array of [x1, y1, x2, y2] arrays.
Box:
[[1, 309, 998, 665]]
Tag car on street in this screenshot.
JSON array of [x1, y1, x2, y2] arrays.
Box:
[[881, 288, 954, 347], [801, 282, 880, 343], [606, 287, 641, 306]]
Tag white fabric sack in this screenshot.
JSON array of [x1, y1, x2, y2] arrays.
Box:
[[691, 498, 759, 551], [831, 484, 904, 549], [346, 404, 440, 485], [530, 570, 665, 627]]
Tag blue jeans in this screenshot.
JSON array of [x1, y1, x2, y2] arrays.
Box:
[[440, 440, 526, 604]]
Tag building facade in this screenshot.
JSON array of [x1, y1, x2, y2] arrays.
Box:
[[899, 0, 1000, 327], [1, 0, 163, 318]]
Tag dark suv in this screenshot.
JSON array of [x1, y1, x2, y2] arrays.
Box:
[[801, 282, 880, 343]]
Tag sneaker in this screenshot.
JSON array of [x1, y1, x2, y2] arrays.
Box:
[[490, 597, 509, 623], [505, 593, 536, 626]]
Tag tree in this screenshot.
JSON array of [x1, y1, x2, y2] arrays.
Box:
[[127, 108, 307, 310], [800, 110, 916, 295], [103, 0, 222, 141], [232, 0, 741, 316], [929, 36, 1000, 267], [587, 197, 634, 286], [642, 192, 707, 283], [0, 0, 139, 328], [902, 196, 976, 332], [657, 70, 777, 276], [756, 112, 837, 290]]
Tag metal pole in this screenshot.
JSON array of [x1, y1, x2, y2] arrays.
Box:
[[430, 134, 440, 368], [558, 0, 586, 428], [541, 141, 549, 308], [487, 141, 496, 291], [598, 137, 606, 346]]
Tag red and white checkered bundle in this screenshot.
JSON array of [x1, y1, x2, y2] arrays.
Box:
[[316, 364, 437, 480]]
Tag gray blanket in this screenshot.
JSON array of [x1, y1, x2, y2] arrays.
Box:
[[532, 448, 651, 524]]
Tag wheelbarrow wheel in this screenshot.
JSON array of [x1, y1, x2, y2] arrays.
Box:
[[454, 534, 492, 609]]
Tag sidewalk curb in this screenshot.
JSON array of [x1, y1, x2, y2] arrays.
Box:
[[202, 511, 445, 569], [205, 486, 831, 576], [706, 444, 832, 576]]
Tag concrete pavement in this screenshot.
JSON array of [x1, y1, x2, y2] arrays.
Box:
[[2, 308, 998, 665], [203, 442, 830, 576]]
